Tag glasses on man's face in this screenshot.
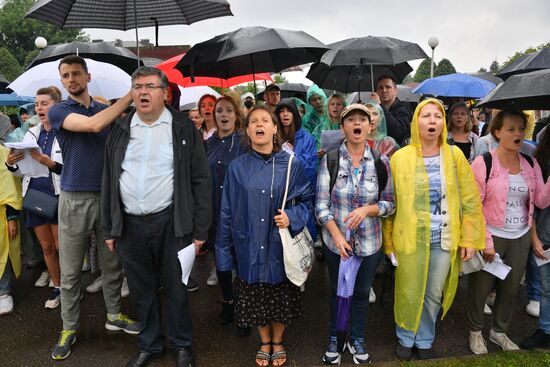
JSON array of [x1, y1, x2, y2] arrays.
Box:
[[132, 83, 164, 91]]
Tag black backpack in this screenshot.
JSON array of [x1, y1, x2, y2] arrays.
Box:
[[326, 148, 388, 199], [482, 151, 534, 183]]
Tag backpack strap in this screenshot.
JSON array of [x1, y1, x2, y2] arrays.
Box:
[[520, 152, 534, 168], [482, 151, 492, 184], [327, 149, 340, 194], [371, 149, 388, 200]]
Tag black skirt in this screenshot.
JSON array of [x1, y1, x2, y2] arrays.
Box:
[[234, 278, 302, 328]]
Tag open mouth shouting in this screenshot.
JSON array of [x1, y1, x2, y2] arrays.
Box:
[[513, 138, 521, 145], [352, 127, 363, 137], [255, 128, 265, 137]]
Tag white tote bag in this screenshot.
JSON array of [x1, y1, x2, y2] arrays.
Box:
[[279, 154, 314, 287]]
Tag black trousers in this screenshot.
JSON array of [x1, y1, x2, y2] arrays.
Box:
[[116, 206, 193, 353]]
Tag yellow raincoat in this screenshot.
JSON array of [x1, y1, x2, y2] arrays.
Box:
[[382, 98, 485, 332], [0, 145, 22, 279]]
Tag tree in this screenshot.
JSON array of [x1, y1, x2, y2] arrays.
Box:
[[272, 74, 286, 83], [413, 58, 434, 83], [489, 60, 499, 74], [0, 47, 22, 81], [0, 0, 88, 65], [402, 73, 413, 84], [434, 58, 456, 76], [478, 67, 487, 72], [499, 43, 550, 72]]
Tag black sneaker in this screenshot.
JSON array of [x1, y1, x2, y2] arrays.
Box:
[[396, 344, 412, 361], [522, 329, 550, 349], [186, 277, 199, 292], [416, 347, 434, 360]]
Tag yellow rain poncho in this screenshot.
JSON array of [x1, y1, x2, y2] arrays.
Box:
[[382, 98, 485, 332], [0, 145, 22, 279]]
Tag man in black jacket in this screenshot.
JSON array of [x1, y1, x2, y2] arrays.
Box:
[[371, 75, 412, 146], [102, 66, 211, 367]]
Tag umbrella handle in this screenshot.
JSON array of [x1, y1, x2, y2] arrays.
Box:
[[370, 65, 374, 92]]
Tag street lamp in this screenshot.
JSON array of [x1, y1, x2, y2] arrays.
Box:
[[35, 37, 47, 50], [428, 37, 439, 78]]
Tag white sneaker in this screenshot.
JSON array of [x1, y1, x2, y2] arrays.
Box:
[[526, 300, 540, 317], [486, 292, 496, 307], [484, 303, 492, 315], [86, 276, 102, 293], [35, 271, 50, 287], [45, 288, 61, 309], [120, 277, 130, 298], [369, 287, 376, 304], [489, 329, 520, 351], [206, 268, 218, 286], [469, 330, 488, 354], [0, 294, 14, 315]]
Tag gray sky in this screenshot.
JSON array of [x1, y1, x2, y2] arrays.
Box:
[[86, 0, 548, 75]]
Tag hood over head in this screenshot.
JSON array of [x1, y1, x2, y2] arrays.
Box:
[[275, 97, 302, 131], [410, 97, 448, 148]]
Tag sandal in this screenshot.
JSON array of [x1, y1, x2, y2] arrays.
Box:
[[255, 341, 271, 367], [271, 341, 287, 367]]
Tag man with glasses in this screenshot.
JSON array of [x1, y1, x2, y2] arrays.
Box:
[[102, 66, 211, 367], [48, 55, 139, 361]]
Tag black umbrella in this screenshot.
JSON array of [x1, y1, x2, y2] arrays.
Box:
[[314, 36, 427, 91], [25, 0, 233, 63], [0, 74, 11, 94], [175, 26, 329, 95], [477, 69, 550, 110], [497, 48, 550, 80], [306, 62, 412, 94], [256, 82, 309, 101], [467, 72, 503, 85], [27, 41, 142, 75]]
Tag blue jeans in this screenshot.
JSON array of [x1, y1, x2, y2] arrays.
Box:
[[396, 244, 451, 349], [0, 260, 12, 296], [539, 262, 550, 333], [324, 245, 381, 342], [526, 248, 542, 302]]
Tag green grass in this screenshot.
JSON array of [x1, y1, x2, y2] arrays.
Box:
[[400, 351, 550, 366]]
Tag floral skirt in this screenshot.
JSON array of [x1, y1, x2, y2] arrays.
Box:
[[234, 278, 302, 328]]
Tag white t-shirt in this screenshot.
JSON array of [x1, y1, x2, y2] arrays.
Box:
[[488, 173, 530, 239], [424, 155, 442, 231]]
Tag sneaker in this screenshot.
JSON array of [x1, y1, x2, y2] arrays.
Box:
[[45, 288, 61, 309], [120, 277, 129, 298], [0, 294, 14, 315], [484, 303, 492, 315], [322, 339, 341, 365], [489, 329, 519, 351], [86, 276, 102, 293], [395, 343, 412, 361], [186, 277, 199, 292], [347, 340, 371, 364], [35, 270, 50, 287], [526, 301, 540, 317], [486, 292, 496, 307], [105, 313, 140, 334], [469, 330, 488, 354], [51, 330, 76, 360], [369, 288, 376, 304], [416, 347, 434, 360], [522, 329, 550, 350], [206, 268, 218, 286]]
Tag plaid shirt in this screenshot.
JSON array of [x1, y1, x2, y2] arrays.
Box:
[[316, 142, 395, 257]]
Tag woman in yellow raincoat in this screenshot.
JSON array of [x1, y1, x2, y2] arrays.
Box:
[[382, 98, 485, 360], [0, 117, 22, 314]]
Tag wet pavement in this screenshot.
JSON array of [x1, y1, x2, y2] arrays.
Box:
[[1, 253, 540, 366]]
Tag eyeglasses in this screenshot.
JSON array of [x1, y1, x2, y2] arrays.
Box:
[[132, 83, 164, 91]]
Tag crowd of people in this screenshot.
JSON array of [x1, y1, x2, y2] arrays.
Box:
[[1, 55, 550, 367]]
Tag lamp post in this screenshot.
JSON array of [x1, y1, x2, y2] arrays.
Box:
[[428, 37, 439, 78], [35, 37, 47, 50]]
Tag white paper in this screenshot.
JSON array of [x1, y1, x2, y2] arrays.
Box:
[[460, 252, 485, 275], [177, 244, 196, 286], [482, 253, 511, 280], [4, 141, 49, 178], [534, 249, 550, 267], [320, 130, 344, 152], [390, 253, 398, 267]]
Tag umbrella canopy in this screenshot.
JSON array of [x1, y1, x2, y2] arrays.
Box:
[[256, 82, 309, 100], [467, 72, 503, 85], [346, 84, 420, 104], [155, 53, 272, 88], [306, 62, 412, 94], [178, 86, 221, 110], [412, 73, 496, 98], [0, 92, 35, 106], [336, 256, 363, 352], [477, 69, 550, 110], [497, 48, 550, 80], [8, 58, 131, 100], [27, 41, 143, 75], [176, 26, 328, 81]]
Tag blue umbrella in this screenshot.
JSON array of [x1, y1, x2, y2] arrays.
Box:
[[336, 255, 363, 353], [0, 92, 35, 106], [412, 73, 496, 98]]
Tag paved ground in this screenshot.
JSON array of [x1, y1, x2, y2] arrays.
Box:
[[1, 252, 540, 367]]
